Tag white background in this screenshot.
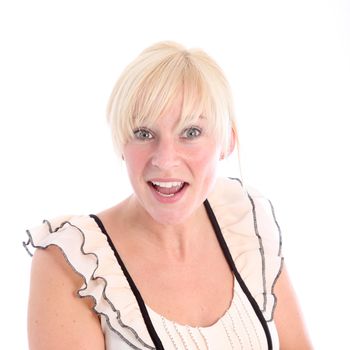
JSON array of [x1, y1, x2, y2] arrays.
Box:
[[1, 0, 349, 348]]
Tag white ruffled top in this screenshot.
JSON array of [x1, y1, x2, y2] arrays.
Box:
[[24, 177, 283, 349]]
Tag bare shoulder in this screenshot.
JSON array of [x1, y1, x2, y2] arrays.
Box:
[[28, 246, 105, 350], [274, 264, 313, 350]]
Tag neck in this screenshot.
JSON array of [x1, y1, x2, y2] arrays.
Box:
[[125, 195, 211, 261]]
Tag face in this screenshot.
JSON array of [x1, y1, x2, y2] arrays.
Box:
[[122, 96, 222, 225]]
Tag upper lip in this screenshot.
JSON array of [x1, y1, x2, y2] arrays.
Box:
[[148, 178, 187, 183]]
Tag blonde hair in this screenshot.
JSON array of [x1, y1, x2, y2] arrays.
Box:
[[107, 41, 241, 165]]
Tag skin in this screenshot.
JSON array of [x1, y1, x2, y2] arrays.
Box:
[[274, 267, 313, 349], [28, 96, 313, 349], [122, 94, 222, 227], [28, 246, 105, 350]]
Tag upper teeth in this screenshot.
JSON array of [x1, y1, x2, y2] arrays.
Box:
[[151, 181, 184, 188]]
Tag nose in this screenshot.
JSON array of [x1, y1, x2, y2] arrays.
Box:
[[151, 136, 180, 169]]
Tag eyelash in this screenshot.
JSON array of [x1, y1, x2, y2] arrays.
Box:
[[132, 126, 202, 141], [181, 127, 202, 139], [133, 128, 154, 140]]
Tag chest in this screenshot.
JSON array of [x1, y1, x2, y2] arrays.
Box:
[[121, 241, 234, 328]]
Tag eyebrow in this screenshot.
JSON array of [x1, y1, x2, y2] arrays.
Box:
[[184, 115, 207, 122]]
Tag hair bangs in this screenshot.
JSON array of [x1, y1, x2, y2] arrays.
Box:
[[175, 67, 211, 132], [130, 54, 186, 131]]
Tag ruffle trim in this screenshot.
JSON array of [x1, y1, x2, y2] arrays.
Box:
[[23, 216, 155, 350], [208, 178, 284, 322]]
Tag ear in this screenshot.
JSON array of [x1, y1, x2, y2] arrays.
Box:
[[220, 129, 236, 160], [228, 128, 236, 155]]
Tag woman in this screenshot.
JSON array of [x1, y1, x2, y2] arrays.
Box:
[[24, 41, 312, 349]]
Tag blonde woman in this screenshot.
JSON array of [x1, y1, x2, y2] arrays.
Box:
[[25, 42, 312, 349]]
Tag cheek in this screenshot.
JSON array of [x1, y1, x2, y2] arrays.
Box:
[[123, 146, 149, 177], [186, 145, 221, 173]]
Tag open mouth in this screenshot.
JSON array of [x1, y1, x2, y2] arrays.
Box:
[[148, 181, 188, 197]]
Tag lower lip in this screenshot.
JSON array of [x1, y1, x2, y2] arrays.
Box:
[[148, 183, 188, 204]]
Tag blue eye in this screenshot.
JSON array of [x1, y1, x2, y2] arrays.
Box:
[[133, 128, 153, 140], [182, 127, 202, 139]]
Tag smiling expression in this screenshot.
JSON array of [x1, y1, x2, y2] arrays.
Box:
[[122, 96, 223, 225]]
